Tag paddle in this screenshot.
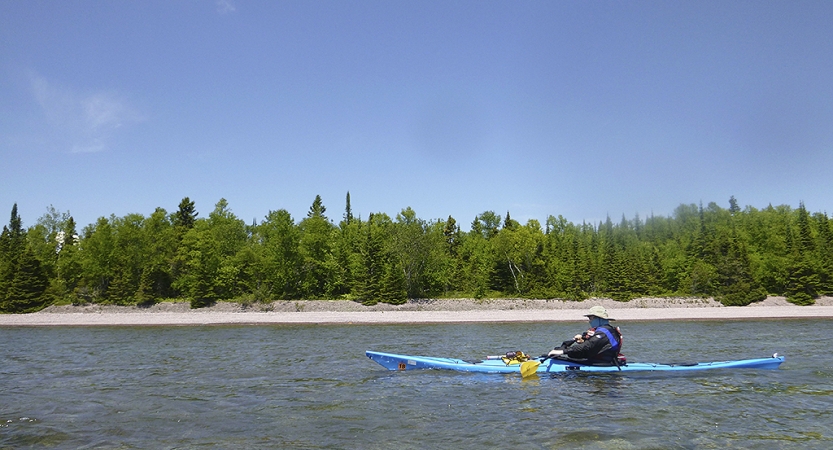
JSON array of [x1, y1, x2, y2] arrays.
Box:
[[520, 355, 553, 378]]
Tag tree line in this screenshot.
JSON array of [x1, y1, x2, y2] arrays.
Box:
[[1, 194, 831, 313]]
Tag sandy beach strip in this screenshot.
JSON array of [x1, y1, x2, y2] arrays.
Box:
[[2, 297, 833, 326]]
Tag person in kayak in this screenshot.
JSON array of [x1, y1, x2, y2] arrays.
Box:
[[547, 305, 623, 365]]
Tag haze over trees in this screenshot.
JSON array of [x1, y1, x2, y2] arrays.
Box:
[[1, 194, 831, 313]]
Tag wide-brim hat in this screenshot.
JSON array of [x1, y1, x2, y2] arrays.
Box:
[[584, 305, 614, 320]]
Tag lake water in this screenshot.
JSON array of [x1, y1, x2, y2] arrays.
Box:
[[1, 319, 832, 449]]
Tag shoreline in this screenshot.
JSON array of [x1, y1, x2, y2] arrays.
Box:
[[2, 296, 832, 326]]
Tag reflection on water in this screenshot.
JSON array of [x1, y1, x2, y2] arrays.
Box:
[[1, 320, 831, 449]]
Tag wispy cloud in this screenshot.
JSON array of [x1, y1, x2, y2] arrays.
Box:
[[216, 0, 236, 14], [30, 73, 143, 153]]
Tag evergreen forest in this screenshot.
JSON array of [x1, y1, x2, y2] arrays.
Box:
[[1, 194, 831, 313]]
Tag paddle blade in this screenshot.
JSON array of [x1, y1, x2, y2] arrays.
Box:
[[520, 360, 541, 378]]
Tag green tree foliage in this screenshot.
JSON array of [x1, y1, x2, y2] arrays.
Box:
[[729, 195, 740, 215], [56, 216, 82, 302], [308, 194, 327, 219], [257, 209, 302, 299], [75, 217, 115, 302], [2, 246, 50, 313], [26, 206, 73, 299], [0, 205, 25, 291], [1, 204, 51, 312], [492, 219, 544, 295], [472, 211, 501, 239], [814, 213, 833, 295], [784, 203, 820, 305], [333, 211, 362, 299], [174, 197, 198, 230], [343, 191, 353, 224], [352, 213, 386, 305], [4, 196, 833, 311], [173, 199, 248, 308], [390, 208, 430, 299], [298, 196, 336, 298], [135, 208, 177, 306]]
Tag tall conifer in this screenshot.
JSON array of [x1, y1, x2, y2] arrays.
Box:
[[175, 197, 198, 229], [308, 195, 327, 219], [344, 192, 353, 224], [2, 246, 50, 313]]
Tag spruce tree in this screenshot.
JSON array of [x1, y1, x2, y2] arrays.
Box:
[[46, 213, 81, 301], [308, 195, 327, 219], [64, 216, 77, 246], [344, 191, 353, 224], [2, 246, 50, 313], [814, 213, 833, 295], [0, 225, 11, 300], [785, 258, 818, 305], [443, 216, 459, 256], [796, 202, 815, 254], [503, 211, 518, 230], [470, 217, 483, 239], [8, 204, 23, 240], [715, 228, 766, 306], [0, 204, 29, 311], [354, 214, 383, 305], [380, 261, 407, 305], [729, 196, 740, 215], [174, 197, 198, 229], [0, 204, 25, 260], [786, 203, 819, 305], [106, 267, 135, 305]]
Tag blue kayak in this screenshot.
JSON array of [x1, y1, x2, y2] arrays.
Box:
[[366, 350, 785, 374]]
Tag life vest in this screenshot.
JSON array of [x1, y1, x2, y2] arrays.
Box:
[[593, 326, 622, 353], [587, 325, 625, 367]]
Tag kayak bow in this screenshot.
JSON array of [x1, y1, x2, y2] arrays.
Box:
[[366, 351, 785, 374]]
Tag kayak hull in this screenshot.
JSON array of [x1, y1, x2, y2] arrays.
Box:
[[366, 351, 785, 374]]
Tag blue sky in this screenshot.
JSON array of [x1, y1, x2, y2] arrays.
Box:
[[2, 1, 832, 231]]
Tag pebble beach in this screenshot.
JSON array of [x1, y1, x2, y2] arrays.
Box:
[[1, 296, 832, 326]]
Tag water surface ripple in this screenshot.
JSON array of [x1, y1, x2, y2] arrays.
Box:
[[1, 320, 831, 449]]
